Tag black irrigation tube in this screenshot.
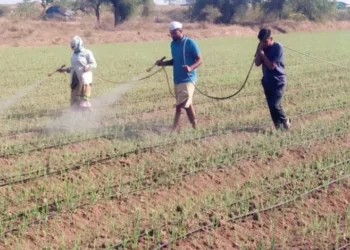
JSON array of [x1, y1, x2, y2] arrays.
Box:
[[0, 95, 217, 124], [0, 115, 173, 156], [0, 121, 349, 239], [0, 87, 255, 140], [0, 93, 275, 139], [0, 95, 243, 140], [0, 99, 254, 141], [0, 100, 349, 189], [1, 99, 350, 160], [20, 62, 348, 108], [0, 101, 349, 188], [0, 109, 64, 121], [0, 128, 46, 140], [0, 118, 265, 187], [1, 52, 348, 126], [0, 133, 115, 158], [1, 74, 349, 124], [0, 132, 212, 187], [114, 155, 350, 249], [153, 173, 350, 250], [1, 68, 349, 132], [1, 76, 350, 142]]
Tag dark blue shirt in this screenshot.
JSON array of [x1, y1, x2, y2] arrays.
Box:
[[171, 36, 201, 84], [262, 42, 286, 86]]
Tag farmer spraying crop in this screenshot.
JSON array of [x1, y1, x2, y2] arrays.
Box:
[[255, 28, 291, 130], [58, 36, 97, 112], [156, 21, 202, 131]]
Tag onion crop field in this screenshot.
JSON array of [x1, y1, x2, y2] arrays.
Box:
[[0, 30, 349, 249]]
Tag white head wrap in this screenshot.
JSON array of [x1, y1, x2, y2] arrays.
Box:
[[169, 21, 182, 32], [70, 36, 84, 53]]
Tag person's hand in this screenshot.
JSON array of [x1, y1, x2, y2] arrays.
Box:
[[182, 65, 192, 73], [84, 65, 91, 72], [57, 68, 68, 73], [156, 60, 165, 67], [257, 42, 265, 55]]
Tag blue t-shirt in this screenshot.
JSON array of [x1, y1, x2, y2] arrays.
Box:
[[262, 42, 286, 86], [171, 36, 201, 84]]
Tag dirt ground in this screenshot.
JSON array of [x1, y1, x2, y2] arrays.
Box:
[[1, 9, 350, 249], [1, 14, 350, 47]]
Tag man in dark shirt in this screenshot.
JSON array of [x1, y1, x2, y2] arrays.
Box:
[[255, 28, 291, 130]]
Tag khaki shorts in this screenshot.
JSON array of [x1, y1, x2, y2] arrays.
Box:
[[71, 83, 92, 107], [174, 82, 195, 108]]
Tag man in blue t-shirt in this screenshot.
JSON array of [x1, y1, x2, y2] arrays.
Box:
[[156, 21, 202, 131], [255, 28, 291, 130]]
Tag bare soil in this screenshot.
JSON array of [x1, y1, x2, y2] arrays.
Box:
[[2, 112, 350, 249], [1, 15, 350, 47]]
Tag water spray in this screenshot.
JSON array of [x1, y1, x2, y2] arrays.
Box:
[[0, 65, 67, 115], [46, 59, 167, 132]]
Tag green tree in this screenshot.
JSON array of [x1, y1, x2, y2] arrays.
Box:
[[261, 0, 336, 20], [83, 0, 108, 23], [17, 0, 40, 18], [262, 0, 289, 19], [251, 0, 263, 9], [41, 0, 54, 11], [142, 0, 154, 17], [109, 0, 138, 26], [192, 0, 250, 23], [199, 5, 221, 23], [292, 0, 336, 21]]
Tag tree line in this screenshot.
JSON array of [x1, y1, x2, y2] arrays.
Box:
[[193, 0, 337, 23], [2, 0, 338, 26]]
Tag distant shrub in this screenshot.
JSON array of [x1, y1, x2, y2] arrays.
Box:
[[0, 6, 9, 17]]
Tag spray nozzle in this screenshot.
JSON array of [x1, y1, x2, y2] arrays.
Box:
[[147, 57, 166, 72], [48, 64, 66, 77]]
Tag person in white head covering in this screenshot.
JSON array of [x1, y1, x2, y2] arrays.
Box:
[[156, 21, 202, 131], [58, 36, 97, 111]]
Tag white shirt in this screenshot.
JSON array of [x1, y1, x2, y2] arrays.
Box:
[[70, 49, 97, 85]]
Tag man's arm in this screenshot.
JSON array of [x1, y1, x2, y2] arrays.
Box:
[[157, 59, 174, 67], [255, 53, 263, 66], [183, 39, 202, 72], [258, 43, 283, 70], [255, 43, 263, 66], [184, 55, 202, 72], [259, 51, 276, 70], [57, 67, 72, 73], [85, 51, 97, 71]]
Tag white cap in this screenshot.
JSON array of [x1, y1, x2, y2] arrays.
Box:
[[169, 21, 182, 31]]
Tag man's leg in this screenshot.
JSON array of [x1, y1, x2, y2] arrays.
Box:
[[80, 84, 93, 112], [185, 104, 197, 129], [173, 104, 183, 131], [275, 85, 290, 129], [266, 85, 288, 130], [71, 84, 82, 111], [264, 87, 280, 128], [183, 83, 196, 129]]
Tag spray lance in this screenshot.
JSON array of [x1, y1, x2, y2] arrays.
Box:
[[147, 56, 166, 72], [92, 57, 166, 85], [48, 65, 66, 77]]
